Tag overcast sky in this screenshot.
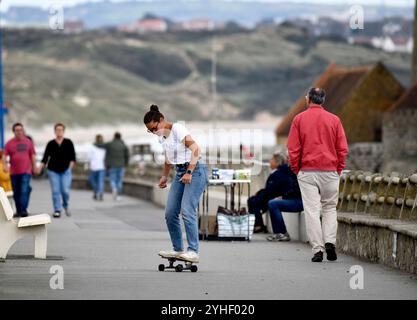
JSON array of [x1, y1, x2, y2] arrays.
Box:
[[0, 0, 414, 11]]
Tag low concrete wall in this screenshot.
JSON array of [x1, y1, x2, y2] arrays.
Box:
[[337, 213, 417, 274]]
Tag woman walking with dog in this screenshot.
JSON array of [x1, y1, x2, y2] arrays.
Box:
[[143, 105, 208, 264]]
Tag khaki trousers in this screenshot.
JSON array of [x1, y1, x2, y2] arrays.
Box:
[[297, 171, 340, 254]]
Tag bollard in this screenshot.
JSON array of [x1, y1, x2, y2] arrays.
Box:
[[356, 172, 373, 214], [347, 171, 363, 212], [399, 174, 417, 221], [366, 174, 385, 215], [381, 173, 402, 219], [339, 171, 356, 212]]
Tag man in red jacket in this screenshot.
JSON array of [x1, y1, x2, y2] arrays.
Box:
[[287, 88, 348, 262]]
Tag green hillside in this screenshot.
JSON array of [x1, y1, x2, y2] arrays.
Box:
[[2, 26, 411, 127]]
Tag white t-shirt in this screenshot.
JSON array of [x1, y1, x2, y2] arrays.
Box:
[[159, 123, 192, 164], [88, 144, 106, 171]]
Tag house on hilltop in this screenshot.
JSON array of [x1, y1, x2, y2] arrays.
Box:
[[118, 19, 168, 33]]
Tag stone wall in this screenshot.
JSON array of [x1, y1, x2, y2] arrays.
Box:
[[345, 143, 383, 172], [382, 109, 417, 175]]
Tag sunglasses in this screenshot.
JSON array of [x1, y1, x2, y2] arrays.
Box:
[[147, 122, 159, 134]]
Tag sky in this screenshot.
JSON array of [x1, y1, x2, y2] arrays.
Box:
[[0, 0, 414, 11]]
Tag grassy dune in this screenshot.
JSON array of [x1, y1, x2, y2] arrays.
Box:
[[2, 26, 411, 127]]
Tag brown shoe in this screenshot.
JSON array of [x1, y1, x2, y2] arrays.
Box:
[[254, 226, 268, 233]]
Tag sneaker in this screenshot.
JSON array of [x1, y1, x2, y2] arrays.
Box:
[[266, 233, 291, 242], [178, 251, 199, 263], [64, 208, 71, 217], [53, 211, 61, 218], [158, 250, 184, 259], [325, 243, 337, 261], [311, 251, 323, 262]]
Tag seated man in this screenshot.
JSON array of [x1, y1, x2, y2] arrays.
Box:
[[266, 157, 303, 242], [248, 152, 291, 233]]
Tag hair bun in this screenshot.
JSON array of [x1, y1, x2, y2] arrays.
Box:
[[150, 104, 159, 112]]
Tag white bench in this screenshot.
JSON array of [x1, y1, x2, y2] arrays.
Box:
[[264, 211, 308, 242], [0, 187, 51, 260], [5, 191, 15, 212]]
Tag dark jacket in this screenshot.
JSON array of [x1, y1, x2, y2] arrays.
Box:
[[255, 164, 301, 204], [41, 138, 76, 173], [104, 139, 129, 169]]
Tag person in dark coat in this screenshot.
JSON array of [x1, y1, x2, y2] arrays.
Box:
[[265, 162, 303, 242], [105, 132, 129, 201], [248, 152, 297, 233]]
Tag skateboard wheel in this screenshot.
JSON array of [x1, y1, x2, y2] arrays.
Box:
[[190, 265, 198, 273], [175, 264, 183, 272], [158, 264, 165, 272]]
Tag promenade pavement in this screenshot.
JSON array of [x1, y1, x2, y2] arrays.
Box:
[[1, 180, 417, 300]]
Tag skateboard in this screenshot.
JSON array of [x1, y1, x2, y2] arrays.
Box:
[[158, 255, 198, 273]]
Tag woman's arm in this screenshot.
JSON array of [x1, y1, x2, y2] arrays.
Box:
[[184, 135, 200, 171], [158, 161, 171, 188], [2, 155, 8, 173], [69, 140, 76, 170], [181, 135, 200, 184], [38, 142, 50, 173]]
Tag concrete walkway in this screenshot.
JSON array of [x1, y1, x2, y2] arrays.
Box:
[[1, 180, 417, 300]]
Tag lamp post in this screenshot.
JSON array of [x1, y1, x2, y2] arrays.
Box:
[[413, 0, 417, 85], [0, 9, 4, 149]]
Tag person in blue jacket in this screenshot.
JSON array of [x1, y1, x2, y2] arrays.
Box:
[[248, 152, 303, 236]]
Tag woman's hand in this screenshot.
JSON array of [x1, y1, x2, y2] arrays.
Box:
[[158, 176, 168, 188], [180, 173, 192, 184]]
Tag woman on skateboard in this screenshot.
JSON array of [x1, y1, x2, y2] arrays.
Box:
[[144, 105, 208, 263]]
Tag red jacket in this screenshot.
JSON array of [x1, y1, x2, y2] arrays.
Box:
[[287, 104, 348, 175]]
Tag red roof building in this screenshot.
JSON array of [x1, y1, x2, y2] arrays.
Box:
[[275, 62, 405, 144], [119, 19, 168, 33]]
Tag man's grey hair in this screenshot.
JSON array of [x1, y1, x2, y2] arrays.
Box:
[[272, 151, 288, 166]]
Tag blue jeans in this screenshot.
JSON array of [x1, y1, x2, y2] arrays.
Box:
[[268, 199, 304, 234], [89, 170, 105, 196], [11, 174, 31, 215], [165, 163, 208, 253], [48, 168, 72, 212], [109, 168, 125, 195]]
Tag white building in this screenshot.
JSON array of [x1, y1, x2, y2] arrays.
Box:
[[371, 36, 413, 53]]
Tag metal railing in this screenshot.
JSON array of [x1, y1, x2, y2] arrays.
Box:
[[337, 171, 417, 221]]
